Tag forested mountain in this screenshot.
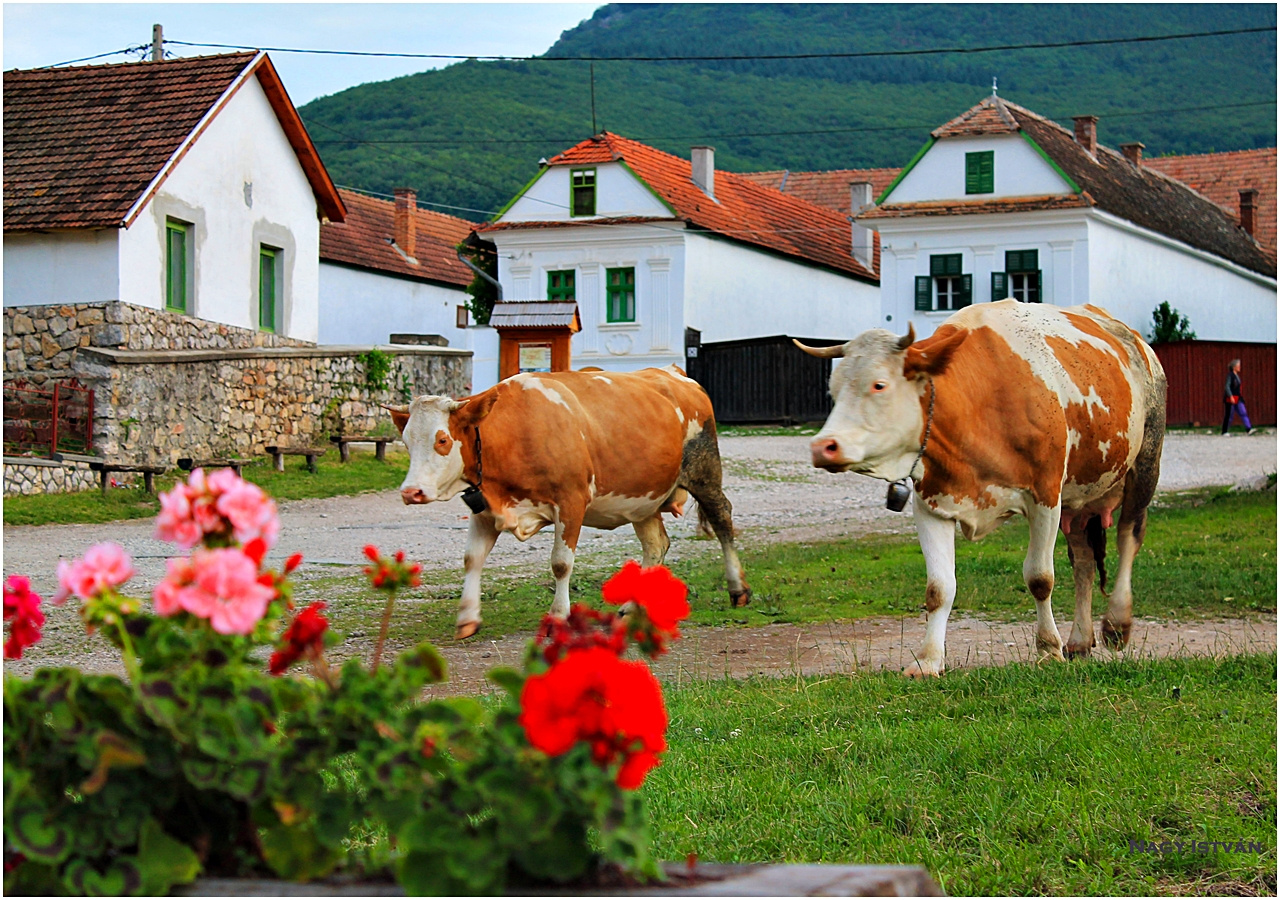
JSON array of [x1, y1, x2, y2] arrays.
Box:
[[297, 4, 1276, 222]]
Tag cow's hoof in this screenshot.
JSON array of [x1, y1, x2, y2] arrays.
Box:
[[729, 588, 752, 609], [903, 660, 943, 678], [455, 622, 481, 641], [1034, 635, 1066, 662], [1101, 619, 1131, 651], [1063, 642, 1093, 660]]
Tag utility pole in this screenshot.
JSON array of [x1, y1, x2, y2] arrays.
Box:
[[151, 24, 163, 62]]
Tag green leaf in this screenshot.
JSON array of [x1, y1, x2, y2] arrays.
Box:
[[7, 806, 72, 864], [260, 821, 342, 882], [63, 858, 143, 896], [396, 641, 448, 685], [136, 817, 201, 894], [513, 818, 590, 883], [486, 666, 525, 696], [80, 730, 147, 795]]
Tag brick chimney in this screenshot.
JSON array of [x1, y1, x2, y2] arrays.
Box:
[[394, 188, 417, 259], [849, 181, 874, 268], [1073, 116, 1098, 157], [691, 146, 715, 200], [1239, 188, 1258, 237], [1120, 141, 1144, 165]]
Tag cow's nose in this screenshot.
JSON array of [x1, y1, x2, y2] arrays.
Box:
[[401, 487, 429, 505], [810, 436, 844, 468]]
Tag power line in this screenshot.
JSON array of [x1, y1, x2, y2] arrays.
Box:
[[44, 45, 149, 68], [165, 26, 1274, 63], [334, 184, 498, 217]]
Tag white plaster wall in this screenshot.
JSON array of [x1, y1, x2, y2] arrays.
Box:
[[467, 326, 500, 393], [874, 211, 1090, 339], [887, 134, 1073, 204], [501, 162, 673, 223], [118, 73, 322, 340], [318, 263, 468, 345], [489, 223, 689, 373], [682, 233, 879, 343], [4, 230, 120, 306], [1086, 214, 1277, 343]]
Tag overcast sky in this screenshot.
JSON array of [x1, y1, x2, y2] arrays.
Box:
[[3, 3, 602, 105]]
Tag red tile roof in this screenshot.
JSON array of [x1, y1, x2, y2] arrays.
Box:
[[320, 189, 473, 287], [862, 194, 1092, 219], [738, 168, 901, 214], [481, 133, 876, 282], [872, 96, 1275, 278], [4, 52, 344, 231], [1145, 148, 1276, 258]]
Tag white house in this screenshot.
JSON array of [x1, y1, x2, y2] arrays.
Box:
[[3, 52, 345, 342], [858, 94, 1276, 342], [318, 187, 500, 391], [475, 133, 880, 373]]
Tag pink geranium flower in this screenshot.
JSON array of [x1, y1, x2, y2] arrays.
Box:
[[155, 468, 280, 549], [4, 575, 45, 659], [152, 548, 273, 636], [214, 477, 279, 547], [53, 542, 134, 604], [156, 484, 202, 548]]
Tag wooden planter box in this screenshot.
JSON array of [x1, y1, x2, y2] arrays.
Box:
[[179, 862, 942, 896]]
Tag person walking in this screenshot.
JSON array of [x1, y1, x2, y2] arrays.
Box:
[[1221, 358, 1255, 435]]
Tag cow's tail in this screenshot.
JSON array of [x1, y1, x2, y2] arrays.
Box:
[[1085, 514, 1108, 596], [693, 499, 717, 538]]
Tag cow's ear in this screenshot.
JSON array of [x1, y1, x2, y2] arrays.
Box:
[[903, 325, 968, 379], [387, 405, 411, 435], [450, 390, 499, 428]]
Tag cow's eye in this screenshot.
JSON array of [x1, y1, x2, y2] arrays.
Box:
[[871, 381, 887, 393]]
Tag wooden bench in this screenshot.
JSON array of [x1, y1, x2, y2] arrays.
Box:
[[264, 446, 327, 474], [329, 434, 395, 463], [87, 460, 167, 495], [176, 457, 254, 477]]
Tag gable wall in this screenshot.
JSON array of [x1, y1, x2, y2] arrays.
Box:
[[4, 229, 120, 306], [501, 162, 672, 222], [118, 74, 322, 341], [888, 134, 1072, 204]]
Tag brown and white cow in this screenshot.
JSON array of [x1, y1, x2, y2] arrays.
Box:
[[390, 366, 750, 638], [798, 300, 1166, 676]]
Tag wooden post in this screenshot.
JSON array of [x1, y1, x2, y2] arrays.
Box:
[[144, 471, 155, 494], [375, 440, 387, 462], [305, 452, 318, 474], [151, 24, 163, 62], [50, 382, 60, 458], [86, 388, 95, 454], [338, 440, 350, 463]]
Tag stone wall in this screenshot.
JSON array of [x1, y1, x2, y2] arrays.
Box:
[[72, 345, 471, 463], [3, 457, 98, 497]]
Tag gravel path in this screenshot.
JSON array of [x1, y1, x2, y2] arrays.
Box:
[[3, 431, 1274, 680]]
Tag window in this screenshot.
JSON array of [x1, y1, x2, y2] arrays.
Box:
[[606, 267, 636, 323], [916, 254, 971, 312], [258, 245, 279, 332], [547, 269, 575, 301], [992, 249, 1041, 303], [965, 150, 994, 195], [165, 219, 189, 312], [571, 168, 596, 217]]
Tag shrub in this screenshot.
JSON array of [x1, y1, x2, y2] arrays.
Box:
[[3, 470, 682, 895], [1149, 301, 1196, 344]]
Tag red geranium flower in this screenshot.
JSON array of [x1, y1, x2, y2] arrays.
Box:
[[3, 575, 44, 660], [362, 545, 422, 592], [269, 602, 329, 675], [519, 646, 668, 789], [535, 604, 627, 665], [601, 561, 690, 654]]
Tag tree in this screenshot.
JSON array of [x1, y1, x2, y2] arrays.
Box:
[[457, 236, 499, 326], [1149, 301, 1196, 344]]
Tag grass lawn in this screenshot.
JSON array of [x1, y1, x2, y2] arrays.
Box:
[[645, 652, 1277, 895], [2, 449, 409, 526], [308, 487, 1276, 646]]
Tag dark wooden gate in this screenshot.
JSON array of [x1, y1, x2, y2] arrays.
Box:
[[3, 379, 95, 457], [1153, 341, 1275, 427], [685, 332, 841, 424]]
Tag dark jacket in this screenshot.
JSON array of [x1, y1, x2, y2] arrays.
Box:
[[1224, 370, 1243, 403]]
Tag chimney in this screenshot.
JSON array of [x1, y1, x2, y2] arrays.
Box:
[[394, 188, 417, 259], [849, 181, 874, 268], [1120, 141, 1145, 165], [1073, 115, 1098, 157], [1239, 188, 1258, 237], [691, 146, 715, 199]]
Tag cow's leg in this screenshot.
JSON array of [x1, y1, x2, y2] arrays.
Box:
[[550, 507, 584, 620], [906, 498, 956, 677], [1103, 509, 1145, 651], [1063, 523, 1099, 658], [680, 421, 750, 607], [632, 514, 671, 567], [457, 512, 500, 640], [1025, 502, 1065, 661]]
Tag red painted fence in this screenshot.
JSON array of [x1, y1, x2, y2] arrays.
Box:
[[1153, 341, 1276, 427], [3, 379, 95, 457]]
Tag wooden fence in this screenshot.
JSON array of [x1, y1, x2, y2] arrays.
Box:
[[1153, 341, 1275, 427], [685, 333, 840, 424], [3, 379, 95, 457]]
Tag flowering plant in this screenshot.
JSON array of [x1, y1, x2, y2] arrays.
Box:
[[4, 469, 685, 896]]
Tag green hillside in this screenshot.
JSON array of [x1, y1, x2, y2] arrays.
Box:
[[298, 3, 1276, 221]]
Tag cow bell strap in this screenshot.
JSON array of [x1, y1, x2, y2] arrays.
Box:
[[909, 378, 936, 482], [461, 428, 489, 514], [885, 379, 935, 512]]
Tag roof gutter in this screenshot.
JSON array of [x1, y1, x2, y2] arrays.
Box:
[[456, 249, 502, 300]]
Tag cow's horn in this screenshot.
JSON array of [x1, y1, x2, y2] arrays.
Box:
[[895, 323, 916, 351], [792, 339, 845, 359], [382, 403, 409, 415]]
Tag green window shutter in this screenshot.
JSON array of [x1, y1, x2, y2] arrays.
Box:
[[606, 267, 636, 322], [166, 222, 187, 312], [547, 270, 575, 301], [1006, 249, 1038, 272], [966, 151, 994, 194], [259, 247, 277, 332], [1034, 269, 1043, 303], [571, 168, 596, 216], [958, 274, 973, 308], [915, 276, 932, 311], [992, 271, 1008, 300], [930, 254, 962, 277]]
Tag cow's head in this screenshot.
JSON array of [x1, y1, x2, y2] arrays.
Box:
[[389, 392, 498, 505], [797, 324, 968, 481]]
